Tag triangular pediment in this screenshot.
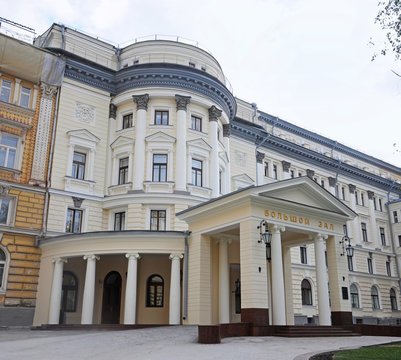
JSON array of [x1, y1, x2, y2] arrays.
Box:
[[187, 138, 212, 152], [110, 136, 134, 149], [145, 131, 176, 143], [67, 129, 100, 143]]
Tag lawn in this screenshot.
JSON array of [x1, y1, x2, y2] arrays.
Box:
[[334, 342, 401, 359]]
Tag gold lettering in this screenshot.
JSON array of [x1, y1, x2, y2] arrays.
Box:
[[284, 214, 288, 221], [271, 211, 276, 218], [290, 215, 297, 223], [330, 224, 334, 230], [299, 217, 303, 224], [318, 221, 322, 228], [265, 210, 269, 217], [278, 212, 282, 220], [324, 222, 328, 229], [305, 218, 310, 225]]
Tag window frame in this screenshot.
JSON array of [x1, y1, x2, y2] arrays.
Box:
[[71, 151, 86, 180], [361, 222, 368, 242], [150, 209, 166, 231], [114, 211, 126, 231], [386, 260, 391, 277], [154, 110, 169, 125], [380, 227, 386, 246], [367, 257, 373, 274], [190, 115, 202, 132], [0, 194, 16, 227], [301, 279, 313, 306], [0, 245, 9, 292], [350, 283, 360, 309], [191, 158, 203, 187], [371, 286, 380, 310], [390, 288, 398, 311], [118, 157, 129, 185], [300, 246, 307, 264], [62, 271, 78, 313], [0, 132, 20, 170], [394, 211, 399, 223], [122, 113, 133, 129], [0, 78, 12, 103], [152, 154, 168, 182], [146, 274, 164, 307], [19, 85, 31, 108], [65, 208, 83, 233]]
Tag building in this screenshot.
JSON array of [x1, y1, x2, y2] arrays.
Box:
[[0, 33, 63, 326], [7, 23, 399, 328]]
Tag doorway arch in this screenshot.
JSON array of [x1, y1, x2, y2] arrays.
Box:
[[101, 271, 122, 324]]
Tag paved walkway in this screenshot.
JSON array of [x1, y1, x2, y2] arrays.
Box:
[[0, 326, 399, 360]]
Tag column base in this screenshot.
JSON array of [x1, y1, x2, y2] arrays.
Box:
[[241, 308, 269, 326], [331, 311, 353, 326]]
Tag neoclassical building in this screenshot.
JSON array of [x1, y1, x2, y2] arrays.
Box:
[[10, 23, 399, 328]]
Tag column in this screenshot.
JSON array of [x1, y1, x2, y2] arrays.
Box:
[[12, 79, 21, 104], [66, 144, 75, 177], [132, 94, 149, 191], [314, 234, 331, 326], [169, 253, 183, 325], [218, 239, 230, 323], [81, 255, 99, 324], [124, 253, 140, 324], [175, 95, 191, 192], [208, 105, 222, 198], [256, 151, 265, 186], [223, 124, 231, 194], [348, 184, 360, 244], [328, 177, 337, 196], [282, 161, 291, 180], [368, 191, 379, 247], [48, 258, 66, 324], [271, 225, 286, 325], [283, 247, 294, 325]]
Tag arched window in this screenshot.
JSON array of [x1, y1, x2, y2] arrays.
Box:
[[0, 247, 8, 290], [390, 288, 398, 311], [146, 274, 164, 307], [350, 283, 359, 309], [62, 271, 78, 312], [301, 279, 313, 305], [371, 286, 380, 310]]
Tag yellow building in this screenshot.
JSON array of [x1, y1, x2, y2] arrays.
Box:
[[0, 34, 63, 326]]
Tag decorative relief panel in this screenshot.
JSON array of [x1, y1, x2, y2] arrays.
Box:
[[235, 150, 247, 168], [75, 102, 95, 124]]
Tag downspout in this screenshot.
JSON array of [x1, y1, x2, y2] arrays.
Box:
[[61, 25, 66, 50], [182, 230, 191, 320]]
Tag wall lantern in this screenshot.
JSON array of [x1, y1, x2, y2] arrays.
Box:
[[340, 235, 354, 257], [258, 220, 272, 261]]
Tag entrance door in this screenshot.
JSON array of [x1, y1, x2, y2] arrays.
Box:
[[101, 271, 122, 324], [59, 271, 78, 324]]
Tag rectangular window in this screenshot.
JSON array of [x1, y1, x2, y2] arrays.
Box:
[[122, 113, 133, 129], [341, 186, 346, 200], [373, 197, 377, 210], [190, 115, 202, 131], [386, 261, 391, 277], [114, 212, 125, 231], [300, 246, 307, 264], [191, 159, 202, 186], [361, 193, 365, 207], [380, 227, 386, 246], [0, 197, 10, 224], [379, 198, 383, 212], [150, 210, 166, 231], [154, 110, 169, 125], [71, 152, 86, 180], [290, 170, 294, 178], [19, 86, 31, 108], [367, 257, 373, 274], [399, 235, 401, 247], [152, 154, 167, 182], [347, 255, 353, 271], [361, 222, 368, 242], [355, 191, 359, 205], [321, 180, 325, 188], [0, 79, 12, 103], [273, 164, 278, 179], [264, 162, 269, 177], [66, 208, 83, 233], [118, 157, 129, 185], [394, 211, 399, 223], [0, 134, 18, 169]]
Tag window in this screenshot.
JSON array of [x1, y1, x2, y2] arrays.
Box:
[[390, 288, 398, 311], [386, 260, 391, 277], [66, 208, 83, 233], [367, 256, 373, 274], [361, 193, 365, 207], [146, 274, 164, 307], [190, 115, 202, 132], [341, 186, 346, 200], [62, 271, 78, 312], [350, 284, 359, 308], [114, 212, 125, 231], [273, 164, 278, 179], [154, 110, 169, 125], [264, 162, 269, 177], [300, 246, 307, 264], [191, 159, 202, 186], [0, 133, 18, 169], [71, 152, 86, 180], [394, 211, 399, 223], [361, 222, 368, 242], [374, 197, 377, 210], [347, 255, 353, 271], [188, 62, 196, 68], [343, 224, 349, 236], [371, 286, 380, 310], [380, 227, 386, 246], [301, 279, 312, 305], [19, 86, 31, 108], [152, 154, 167, 182], [118, 157, 129, 185], [290, 170, 295, 178], [321, 180, 325, 188], [355, 191, 359, 205], [122, 113, 133, 129], [379, 198, 383, 212], [0, 79, 12, 103], [399, 235, 401, 247], [150, 210, 166, 231], [0, 197, 11, 224], [0, 247, 7, 290]]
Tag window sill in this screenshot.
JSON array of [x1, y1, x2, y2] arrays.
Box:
[[144, 181, 174, 193], [187, 184, 212, 199], [65, 176, 96, 194], [302, 305, 316, 309], [0, 166, 21, 180], [149, 124, 173, 128], [0, 100, 35, 116], [116, 127, 135, 133], [188, 128, 207, 136], [108, 182, 132, 195]]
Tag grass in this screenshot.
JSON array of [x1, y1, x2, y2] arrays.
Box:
[[334, 342, 401, 359]]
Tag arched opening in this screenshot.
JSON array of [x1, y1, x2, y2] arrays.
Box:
[[301, 279, 313, 305], [371, 285, 380, 310], [350, 283, 359, 309], [146, 274, 164, 307], [101, 271, 122, 324], [0, 247, 8, 291], [390, 288, 398, 311], [59, 271, 78, 324]]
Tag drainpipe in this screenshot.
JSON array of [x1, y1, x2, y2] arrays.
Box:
[[182, 230, 191, 320], [61, 25, 65, 50]]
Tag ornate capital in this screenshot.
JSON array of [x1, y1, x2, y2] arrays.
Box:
[[126, 253, 141, 260], [83, 254, 100, 261], [72, 197, 84, 208], [0, 183, 11, 196], [367, 190, 375, 200], [208, 105, 222, 122], [328, 177, 336, 187], [40, 83, 57, 100], [271, 225, 286, 234], [315, 233, 328, 242], [223, 124, 231, 137], [256, 151, 265, 164], [169, 253, 184, 261], [175, 95, 191, 111], [282, 160, 291, 172], [52, 258, 67, 264], [132, 94, 150, 111], [348, 184, 356, 194], [109, 104, 117, 119], [306, 169, 315, 178]]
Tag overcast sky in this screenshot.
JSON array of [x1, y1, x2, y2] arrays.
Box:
[[2, 0, 401, 168]]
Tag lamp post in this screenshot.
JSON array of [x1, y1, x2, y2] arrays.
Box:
[[340, 234, 354, 257], [258, 220, 272, 261]]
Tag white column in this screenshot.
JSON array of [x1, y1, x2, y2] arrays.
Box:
[[66, 144, 75, 177], [124, 253, 140, 324], [48, 258, 67, 324], [256, 151, 265, 186], [208, 106, 222, 198], [169, 253, 183, 325], [348, 184, 360, 244], [218, 239, 230, 323], [223, 124, 231, 194], [132, 94, 149, 191], [175, 95, 191, 192], [271, 225, 286, 325], [282, 161, 291, 180], [81, 255, 99, 324], [314, 234, 331, 326], [367, 191, 379, 247]]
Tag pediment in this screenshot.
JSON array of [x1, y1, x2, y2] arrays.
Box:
[[232, 173, 254, 185], [67, 129, 100, 143], [187, 138, 212, 151], [110, 136, 134, 149], [145, 131, 176, 143]]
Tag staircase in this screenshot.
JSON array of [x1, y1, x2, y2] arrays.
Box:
[[273, 325, 359, 337]]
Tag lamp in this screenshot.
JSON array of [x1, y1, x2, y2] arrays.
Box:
[[258, 220, 272, 261], [340, 235, 353, 257]]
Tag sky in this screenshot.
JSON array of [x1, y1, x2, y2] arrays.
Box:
[[1, 0, 401, 168]]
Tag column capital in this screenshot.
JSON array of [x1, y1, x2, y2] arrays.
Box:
[[72, 196, 84, 208], [208, 105, 222, 121], [367, 190, 375, 200], [282, 160, 291, 172], [306, 169, 315, 179], [256, 151, 265, 164], [314, 233, 328, 241], [217, 238, 232, 245], [132, 94, 150, 111], [348, 184, 356, 194], [40, 82, 58, 99], [126, 253, 141, 260], [175, 94, 191, 111], [83, 254, 100, 261], [328, 177, 336, 187], [169, 253, 184, 261], [223, 124, 231, 137], [271, 225, 285, 234], [52, 257, 67, 264], [109, 103, 117, 119]]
